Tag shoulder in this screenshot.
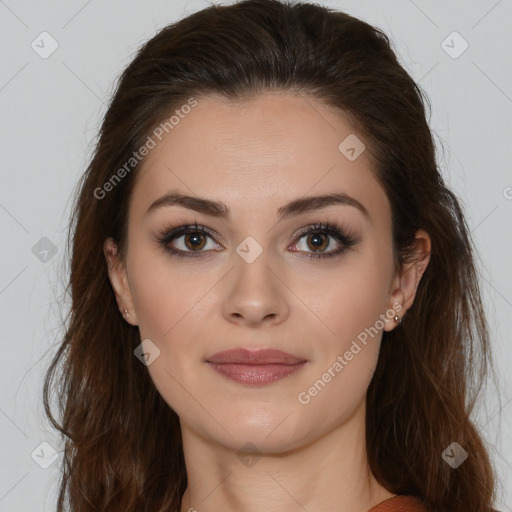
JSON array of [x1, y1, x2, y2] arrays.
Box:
[[367, 495, 428, 512]]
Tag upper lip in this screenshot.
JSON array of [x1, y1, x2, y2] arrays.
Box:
[[206, 348, 306, 365]]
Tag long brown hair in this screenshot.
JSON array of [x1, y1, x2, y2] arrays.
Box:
[[43, 0, 500, 510]]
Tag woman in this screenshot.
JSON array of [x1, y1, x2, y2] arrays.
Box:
[[43, 0, 499, 510]]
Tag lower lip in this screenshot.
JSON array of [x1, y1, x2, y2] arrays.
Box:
[[207, 362, 307, 386]]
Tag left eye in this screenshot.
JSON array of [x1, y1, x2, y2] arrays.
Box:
[[292, 231, 341, 254]]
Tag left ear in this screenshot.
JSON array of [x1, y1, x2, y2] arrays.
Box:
[[384, 228, 431, 331]]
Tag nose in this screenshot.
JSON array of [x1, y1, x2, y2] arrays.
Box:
[[222, 250, 290, 328]]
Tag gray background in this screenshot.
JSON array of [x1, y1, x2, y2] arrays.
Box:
[[0, 0, 511, 510]]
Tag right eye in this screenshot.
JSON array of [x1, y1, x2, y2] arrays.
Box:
[[158, 223, 223, 258]]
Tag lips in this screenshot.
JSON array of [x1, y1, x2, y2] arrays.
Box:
[[206, 348, 308, 386], [206, 348, 306, 365]]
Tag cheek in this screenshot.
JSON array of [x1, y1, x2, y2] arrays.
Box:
[[127, 245, 213, 381], [127, 244, 201, 339], [295, 348, 379, 437], [127, 251, 206, 414], [295, 268, 389, 423], [303, 254, 392, 343]]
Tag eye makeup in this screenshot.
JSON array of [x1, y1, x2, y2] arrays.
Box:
[[155, 220, 360, 260]]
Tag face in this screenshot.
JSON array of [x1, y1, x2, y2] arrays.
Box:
[[105, 92, 427, 454]]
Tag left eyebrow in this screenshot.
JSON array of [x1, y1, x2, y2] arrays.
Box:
[[145, 191, 371, 222]]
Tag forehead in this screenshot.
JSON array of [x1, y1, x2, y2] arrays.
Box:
[[130, 92, 390, 225]]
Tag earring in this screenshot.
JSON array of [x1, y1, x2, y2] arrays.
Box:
[[124, 308, 130, 319], [393, 315, 401, 324]]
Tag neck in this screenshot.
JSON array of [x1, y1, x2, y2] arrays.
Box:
[[178, 401, 394, 512]]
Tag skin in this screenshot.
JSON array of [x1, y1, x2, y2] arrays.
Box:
[[104, 92, 431, 512]]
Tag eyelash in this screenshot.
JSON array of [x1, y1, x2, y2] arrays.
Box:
[[156, 221, 359, 260]]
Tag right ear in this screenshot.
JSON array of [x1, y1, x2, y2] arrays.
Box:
[[103, 237, 138, 325]]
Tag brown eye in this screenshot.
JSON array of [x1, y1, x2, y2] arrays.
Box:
[[184, 232, 207, 251], [290, 222, 359, 260], [158, 224, 222, 258], [305, 232, 329, 252]]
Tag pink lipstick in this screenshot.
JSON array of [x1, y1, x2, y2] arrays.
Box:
[[206, 348, 307, 386]]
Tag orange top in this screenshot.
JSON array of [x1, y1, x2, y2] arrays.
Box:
[[368, 495, 428, 511]]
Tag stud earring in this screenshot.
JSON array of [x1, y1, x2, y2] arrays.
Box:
[[393, 315, 401, 324], [124, 308, 130, 319]]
